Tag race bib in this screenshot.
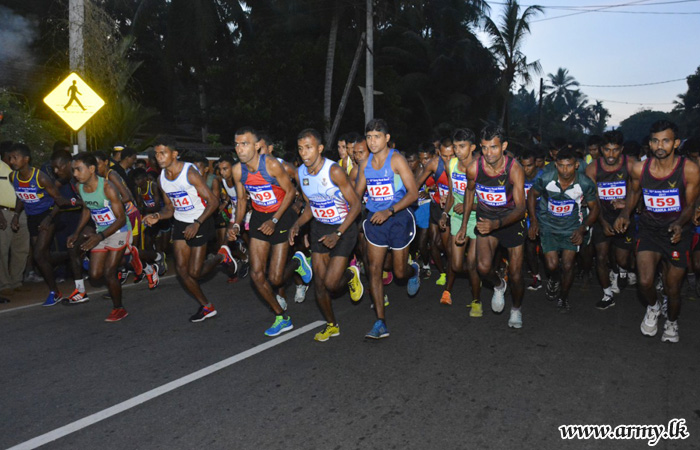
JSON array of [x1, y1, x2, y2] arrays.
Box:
[[475, 184, 507, 207], [524, 182, 533, 199], [309, 198, 344, 225], [643, 188, 681, 213], [367, 177, 394, 202], [143, 197, 156, 208], [16, 187, 40, 203], [598, 181, 626, 200], [247, 184, 278, 207], [167, 191, 195, 211], [91, 207, 116, 227], [438, 183, 449, 200], [548, 198, 575, 217], [452, 173, 467, 197]]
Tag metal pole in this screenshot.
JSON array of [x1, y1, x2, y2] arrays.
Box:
[[538, 77, 543, 140], [69, 0, 87, 151], [364, 0, 374, 126]]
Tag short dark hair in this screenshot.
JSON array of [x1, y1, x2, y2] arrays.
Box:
[[550, 137, 568, 151], [257, 131, 272, 145], [9, 143, 31, 158], [439, 136, 453, 148], [346, 132, 362, 144], [480, 125, 506, 143], [365, 118, 389, 135], [418, 142, 435, 154], [130, 167, 147, 180], [649, 120, 679, 139], [93, 150, 109, 162], [338, 133, 347, 143], [73, 152, 97, 168], [520, 149, 536, 161], [50, 149, 73, 164], [121, 147, 137, 159], [602, 130, 624, 147], [153, 135, 178, 150], [190, 153, 208, 165], [235, 126, 258, 140], [297, 128, 323, 143], [53, 140, 71, 152], [219, 153, 236, 165], [623, 140, 641, 158], [586, 135, 603, 147], [452, 128, 476, 144], [556, 148, 577, 162]]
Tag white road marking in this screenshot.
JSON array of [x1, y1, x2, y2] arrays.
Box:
[[8, 320, 325, 450]]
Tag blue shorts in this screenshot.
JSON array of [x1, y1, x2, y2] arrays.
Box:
[[363, 208, 416, 250], [413, 202, 430, 229]]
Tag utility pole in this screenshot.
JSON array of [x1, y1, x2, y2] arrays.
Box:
[[69, 0, 86, 152], [538, 77, 544, 141], [364, 0, 374, 126]]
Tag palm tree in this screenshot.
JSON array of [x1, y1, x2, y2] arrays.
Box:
[[588, 101, 610, 135], [545, 67, 580, 109], [483, 0, 543, 127]]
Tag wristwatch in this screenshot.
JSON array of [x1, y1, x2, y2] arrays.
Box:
[[388, 206, 395, 215], [272, 217, 279, 224], [335, 230, 342, 238]]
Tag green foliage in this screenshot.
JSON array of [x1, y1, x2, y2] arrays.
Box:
[[0, 89, 65, 162], [674, 66, 700, 138], [619, 110, 670, 143]]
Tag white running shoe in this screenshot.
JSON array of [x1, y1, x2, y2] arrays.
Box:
[[640, 304, 661, 337], [508, 309, 522, 329], [627, 272, 637, 286], [661, 320, 679, 343], [276, 294, 288, 311], [609, 271, 620, 294], [491, 276, 506, 313], [294, 284, 308, 303]]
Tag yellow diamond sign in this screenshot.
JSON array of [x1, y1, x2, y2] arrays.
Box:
[[43, 72, 105, 131]]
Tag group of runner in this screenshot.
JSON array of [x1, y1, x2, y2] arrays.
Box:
[[3, 118, 697, 344]]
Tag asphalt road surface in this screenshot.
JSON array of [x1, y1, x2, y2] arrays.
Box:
[[2, 268, 699, 450]]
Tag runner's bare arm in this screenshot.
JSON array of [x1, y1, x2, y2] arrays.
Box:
[[266, 156, 296, 221], [187, 165, 220, 223], [499, 161, 527, 228], [614, 161, 643, 233]]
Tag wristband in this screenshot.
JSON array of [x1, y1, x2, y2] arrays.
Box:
[[335, 230, 342, 238], [194, 219, 202, 225], [232, 223, 241, 231], [272, 217, 279, 224]]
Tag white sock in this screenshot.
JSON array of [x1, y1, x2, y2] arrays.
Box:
[[619, 268, 627, 278], [75, 279, 85, 293], [603, 287, 613, 296], [144, 264, 154, 275]]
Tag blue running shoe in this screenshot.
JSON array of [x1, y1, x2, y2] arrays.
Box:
[[42, 291, 62, 307], [365, 319, 390, 339], [293, 251, 313, 284], [264, 315, 294, 337], [407, 262, 421, 297]]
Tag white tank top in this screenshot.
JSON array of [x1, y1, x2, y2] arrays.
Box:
[[222, 177, 237, 207], [159, 162, 206, 223]]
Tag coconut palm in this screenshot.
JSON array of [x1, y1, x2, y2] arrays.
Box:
[[545, 67, 580, 109]]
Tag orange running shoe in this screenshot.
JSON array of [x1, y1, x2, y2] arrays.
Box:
[[440, 290, 452, 305], [105, 308, 128, 322]]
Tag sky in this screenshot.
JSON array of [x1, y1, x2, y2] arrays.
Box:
[[480, 0, 700, 126]]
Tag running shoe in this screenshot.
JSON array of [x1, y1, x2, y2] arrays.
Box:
[[314, 323, 340, 342], [627, 272, 637, 286], [365, 320, 389, 339], [440, 290, 452, 305], [422, 264, 431, 279], [595, 294, 615, 310], [265, 315, 293, 336], [147, 265, 160, 290], [293, 251, 313, 284], [609, 270, 620, 294], [294, 284, 308, 303], [557, 298, 571, 314], [370, 295, 390, 309], [661, 320, 679, 343], [545, 279, 559, 302], [407, 262, 421, 296], [508, 309, 522, 329], [132, 271, 146, 284], [527, 274, 542, 291], [82, 256, 90, 272], [118, 268, 130, 285], [276, 294, 288, 311], [469, 300, 483, 317], [65, 289, 89, 305], [641, 304, 661, 336], [491, 275, 506, 313], [382, 271, 394, 285], [42, 291, 62, 307], [436, 273, 446, 286], [25, 271, 44, 283], [157, 257, 168, 276], [190, 304, 217, 323], [218, 245, 235, 265], [348, 265, 363, 303], [105, 307, 128, 322]]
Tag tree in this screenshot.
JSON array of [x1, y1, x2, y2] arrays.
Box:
[[619, 110, 670, 143], [545, 67, 579, 110], [589, 101, 609, 136], [674, 65, 700, 138], [483, 0, 543, 127]]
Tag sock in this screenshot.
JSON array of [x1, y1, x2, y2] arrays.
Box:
[[75, 279, 85, 293], [155, 252, 163, 263], [473, 298, 480, 303], [619, 268, 628, 278], [144, 264, 154, 275], [512, 307, 520, 311], [603, 287, 613, 296]]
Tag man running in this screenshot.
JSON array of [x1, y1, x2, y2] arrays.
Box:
[[520, 149, 544, 291], [460, 125, 526, 328], [615, 120, 700, 343], [290, 129, 363, 341], [585, 130, 636, 309], [68, 153, 133, 322], [529, 148, 599, 312], [355, 118, 420, 339], [143, 136, 224, 322], [226, 127, 306, 336]]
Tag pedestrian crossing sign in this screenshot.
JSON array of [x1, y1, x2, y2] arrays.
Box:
[[43, 72, 105, 131]]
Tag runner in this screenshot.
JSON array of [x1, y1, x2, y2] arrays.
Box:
[[520, 149, 544, 291], [529, 148, 599, 312], [290, 129, 363, 341], [461, 125, 526, 328], [8, 143, 69, 306], [67, 153, 134, 322], [585, 130, 637, 309], [440, 128, 481, 314], [226, 127, 306, 336], [615, 120, 700, 343], [143, 136, 227, 322], [355, 118, 420, 339]]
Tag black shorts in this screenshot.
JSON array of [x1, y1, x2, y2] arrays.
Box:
[[310, 221, 358, 258], [214, 211, 228, 229], [637, 226, 691, 269], [592, 216, 635, 250], [27, 209, 52, 238], [476, 217, 526, 249], [429, 201, 445, 226], [249, 208, 297, 245], [172, 217, 214, 247]]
